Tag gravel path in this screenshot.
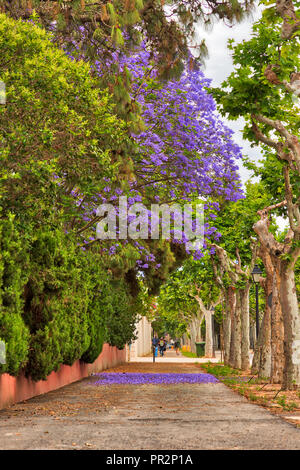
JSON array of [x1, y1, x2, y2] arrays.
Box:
[[0, 362, 299, 450]]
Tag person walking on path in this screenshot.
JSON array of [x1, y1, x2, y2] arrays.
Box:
[[159, 338, 165, 357], [174, 339, 180, 355]]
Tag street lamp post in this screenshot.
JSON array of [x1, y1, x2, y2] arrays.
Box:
[[211, 307, 216, 358], [251, 264, 262, 340]]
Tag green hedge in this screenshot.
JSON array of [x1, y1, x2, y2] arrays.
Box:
[[23, 228, 91, 381], [0, 222, 138, 381], [105, 279, 138, 350], [0, 217, 30, 376], [0, 16, 138, 381], [80, 258, 111, 364]]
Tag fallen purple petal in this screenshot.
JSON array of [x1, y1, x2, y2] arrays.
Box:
[[90, 372, 219, 386]]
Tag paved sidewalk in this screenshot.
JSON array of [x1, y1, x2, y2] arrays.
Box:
[[134, 348, 221, 363], [0, 362, 299, 450]]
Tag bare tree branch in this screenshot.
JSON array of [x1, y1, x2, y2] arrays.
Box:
[[276, 0, 300, 39]]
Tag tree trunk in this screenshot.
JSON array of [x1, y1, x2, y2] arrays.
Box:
[[205, 310, 213, 357], [229, 288, 237, 367], [211, 243, 257, 370], [223, 288, 232, 365], [189, 315, 204, 355], [280, 263, 300, 389], [253, 213, 300, 389], [189, 319, 197, 354], [252, 306, 272, 378], [257, 247, 284, 382], [240, 285, 250, 370], [270, 266, 284, 384], [251, 249, 272, 378], [232, 292, 242, 369]]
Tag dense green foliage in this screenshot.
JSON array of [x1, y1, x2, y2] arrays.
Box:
[[0, 217, 30, 375], [24, 228, 91, 380], [0, 219, 138, 380], [0, 16, 138, 380], [0, 14, 128, 225], [105, 279, 138, 349], [1, 0, 255, 79]]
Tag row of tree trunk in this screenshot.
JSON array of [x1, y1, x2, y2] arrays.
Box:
[[185, 223, 300, 391], [252, 211, 300, 389], [213, 208, 300, 389], [222, 285, 251, 370], [251, 248, 285, 384], [186, 309, 214, 357]]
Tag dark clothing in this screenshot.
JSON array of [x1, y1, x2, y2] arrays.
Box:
[[159, 339, 166, 357], [152, 337, 159, 347]]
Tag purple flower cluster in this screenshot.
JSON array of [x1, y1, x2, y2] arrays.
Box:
[[111, 44, 243, 204], [90, 372, 219, 385], [60, 36, 244, 265]]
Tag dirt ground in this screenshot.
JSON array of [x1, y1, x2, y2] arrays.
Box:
[[0, 362, 300, 450]]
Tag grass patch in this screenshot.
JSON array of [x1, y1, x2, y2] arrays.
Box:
[[201, 362, 240, 377], [180, 350, 198, 358], [249, 392, 259, 402], [277, 395, 298, 412]]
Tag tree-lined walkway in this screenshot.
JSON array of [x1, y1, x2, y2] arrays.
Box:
[[136, 348, 221, 363], [0, 362, 299, 450]]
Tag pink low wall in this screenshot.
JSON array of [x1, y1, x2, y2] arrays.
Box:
[[0, 343, 126, 410]]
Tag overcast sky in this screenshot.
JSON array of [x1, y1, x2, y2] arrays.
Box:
[[195, 6, 263, 185]]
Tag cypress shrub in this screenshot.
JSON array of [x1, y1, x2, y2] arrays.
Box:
[[0, 216, 30, 376], [80, 254, 110, 363], [23, 228, 90, 381], [105, 279, 138, 350]]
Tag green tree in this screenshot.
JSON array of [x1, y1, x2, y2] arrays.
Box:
[[1, 0, 255, 77], [212, 1, 300, 388], [157, 254, 221, 354], [207, 181, 275, 370], [0, 13, 127, 228]]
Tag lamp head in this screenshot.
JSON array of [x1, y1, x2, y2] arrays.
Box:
[[251, 264, 262, 283]]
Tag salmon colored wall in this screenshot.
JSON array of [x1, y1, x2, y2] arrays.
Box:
[[0, 343, 126, 410]]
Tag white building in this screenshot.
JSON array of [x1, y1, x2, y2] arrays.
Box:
[[127, 316, 152, 360]]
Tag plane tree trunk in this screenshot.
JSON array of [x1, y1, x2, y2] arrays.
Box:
[[251, 248, 272, 378], [270, 261, 285, 384], [223, 287, 234, 365], [211, 244, 257, 371], [253, 201, 300, 389]]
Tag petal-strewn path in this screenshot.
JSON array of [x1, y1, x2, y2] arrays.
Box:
[[0, 361, 299, 450]]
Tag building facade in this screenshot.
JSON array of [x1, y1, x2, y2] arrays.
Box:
[[127, 316, 152, 360]]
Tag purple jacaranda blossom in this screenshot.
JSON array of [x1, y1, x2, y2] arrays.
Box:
[[60, 36, 243, 266]]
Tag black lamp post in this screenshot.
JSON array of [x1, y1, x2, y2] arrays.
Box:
[[211, 307, 216, 358], [251, 264, 262, 339]]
